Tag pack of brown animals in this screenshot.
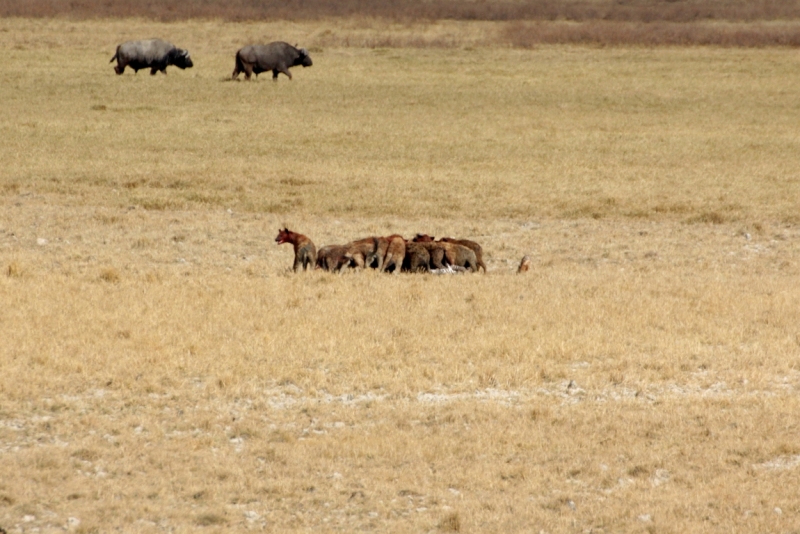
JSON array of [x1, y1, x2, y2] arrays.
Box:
[[275, 228, 493, 274]]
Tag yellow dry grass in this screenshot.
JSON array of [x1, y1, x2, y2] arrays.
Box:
[[1, 18, 800, 534]]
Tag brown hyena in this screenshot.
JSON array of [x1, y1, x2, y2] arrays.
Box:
[[442, 243, 478, 272], [316, 244, 351, 273], [275, 227, 317, 272], [380, 235, 406, 274], [439, 237, 486, 273], [412, 234, 479, 273], [410, 240, 447, 270], [344, 237, 383, 270], [402, 242, 431, 273]]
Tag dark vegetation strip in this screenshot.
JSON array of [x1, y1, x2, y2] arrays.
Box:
[[4, 0, 800, 47], [502, 21, 800, 47], [7, 0, 800, 22]]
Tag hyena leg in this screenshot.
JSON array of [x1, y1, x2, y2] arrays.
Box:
[[303, 252, 316, 271], [379, 253, 392, 273], [371, 253, 384, 271], [383, 256, 400, 274], [349, 253, 365, 270], [430, 249, 446, 270], [392, 254, 405, 274]]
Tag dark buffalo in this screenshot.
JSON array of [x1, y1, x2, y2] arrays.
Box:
[[232, 42, 312, 81], [110, 39, 193, 75]]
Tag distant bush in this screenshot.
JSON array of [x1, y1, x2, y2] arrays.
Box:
[[502, 21, 800, 47]]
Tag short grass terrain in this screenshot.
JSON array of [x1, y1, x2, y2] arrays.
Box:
[[1, 18, 800, 534]]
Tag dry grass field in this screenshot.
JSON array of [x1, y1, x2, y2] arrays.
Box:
[[2, 17, 800, 534]]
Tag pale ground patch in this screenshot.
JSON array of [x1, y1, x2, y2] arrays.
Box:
[[2, 200, 800, 532]]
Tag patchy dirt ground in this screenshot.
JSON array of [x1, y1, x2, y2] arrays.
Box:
[[2, 197, 800, 532]]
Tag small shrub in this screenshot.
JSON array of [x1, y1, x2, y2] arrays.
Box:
[[6, 261, 23, 278], [99, 268, 121, 283], [195, 513, 227, 526], [439, 512, 461, 532]]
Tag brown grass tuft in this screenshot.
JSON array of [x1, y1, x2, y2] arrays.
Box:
[[195, 513, 227, 526], [438, 512, 461, 532], [98, 268, 121, 283], [687, 212, 726, 225], [5, 261, 24, 278], [517, 255, 531, 274]]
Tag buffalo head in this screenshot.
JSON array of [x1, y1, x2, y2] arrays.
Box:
[[298, 48, 313, 68], [170, 48, 194, 69]]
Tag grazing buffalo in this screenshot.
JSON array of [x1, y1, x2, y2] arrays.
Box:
[[232, 42, 312, 81], [110, 39, 193, 75]]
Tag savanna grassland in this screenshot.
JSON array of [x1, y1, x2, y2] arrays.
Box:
[[2, 12, 800, 534]]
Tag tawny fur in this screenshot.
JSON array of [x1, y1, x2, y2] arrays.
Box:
[[409, 240, 448, 270], [343, 237, 383, 270], [275, 228, 317, 272], [439, 237, 486, 273], [442, 243, 478, 272], [518, 255, 531, 274], [315, 244, 352, 273], [411, 235, 478, 272], [402, 242, 431, 272], [380, 235, 406, 274]]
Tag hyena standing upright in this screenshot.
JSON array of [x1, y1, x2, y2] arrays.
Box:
[[275, 228, 317, 272]]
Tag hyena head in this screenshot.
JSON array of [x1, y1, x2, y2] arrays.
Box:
[[412, 233, 435, 242], [275, 227, 294, 245]]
